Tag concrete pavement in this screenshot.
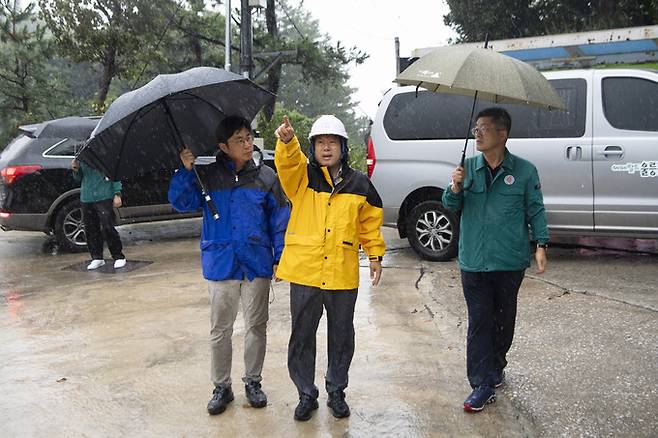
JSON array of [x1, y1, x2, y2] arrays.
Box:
[[0, 222, 656, 437]]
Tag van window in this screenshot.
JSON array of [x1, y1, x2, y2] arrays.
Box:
[[602, 77, 658, 132], [383, 91, 475, 140], [505, 79, 587, 139], [383, 78, 586, 140], [43, 138, 83, 157]]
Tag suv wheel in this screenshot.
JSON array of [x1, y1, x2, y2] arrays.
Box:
[[405, 200, 459, 261], [54, 199, 87, 252]]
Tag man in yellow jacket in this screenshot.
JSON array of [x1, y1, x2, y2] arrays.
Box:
[[275, 114, 386, 421]]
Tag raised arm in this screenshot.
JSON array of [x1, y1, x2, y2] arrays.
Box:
[[274, 115, 308, 201]]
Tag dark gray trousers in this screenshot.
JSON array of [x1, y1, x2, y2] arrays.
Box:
[[287, 283, 357, 399]]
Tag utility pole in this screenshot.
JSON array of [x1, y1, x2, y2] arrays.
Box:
[[225, 0, 231, 71], [240, 0, 253, 78], [395, 37, 400, 77]]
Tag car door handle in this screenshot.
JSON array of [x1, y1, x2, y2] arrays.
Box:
[[565, 145, 583, 161], [597, 145, 624, 157]]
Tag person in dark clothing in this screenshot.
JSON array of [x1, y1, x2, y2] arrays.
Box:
[[168, 116, 289, 416], [442, 107, 549, 412], [71, 159, 126, 270]]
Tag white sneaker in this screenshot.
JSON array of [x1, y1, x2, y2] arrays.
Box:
[[87, 259, 105, 270], [113, 259, 127, 269]]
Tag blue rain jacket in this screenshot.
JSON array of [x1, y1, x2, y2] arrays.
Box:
[[168, 153, 289, 281]]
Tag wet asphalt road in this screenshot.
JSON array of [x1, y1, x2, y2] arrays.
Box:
[[0, 220, 656, 437]]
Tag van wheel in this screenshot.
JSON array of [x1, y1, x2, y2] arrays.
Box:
[[54, 199, 87, 252], [406, 200, 458, 261]]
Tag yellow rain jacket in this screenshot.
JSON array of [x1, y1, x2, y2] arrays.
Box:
[[275, 136, 385, 290]]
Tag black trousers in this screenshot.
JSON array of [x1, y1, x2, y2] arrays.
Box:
[[287, 283, 357, 399], [81, 199, 124, 261], [461, 270, 525, 388]]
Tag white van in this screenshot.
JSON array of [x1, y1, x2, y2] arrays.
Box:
[[367, 69, 658, 261]]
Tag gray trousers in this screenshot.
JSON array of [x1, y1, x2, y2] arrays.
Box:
[[208, 278, 269, 388], [287, 283, 358, 399]]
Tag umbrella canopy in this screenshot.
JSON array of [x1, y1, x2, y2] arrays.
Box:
[[78, 66, 275, 180], [19, 116, 99, 140], [395, 46, 566, 111]]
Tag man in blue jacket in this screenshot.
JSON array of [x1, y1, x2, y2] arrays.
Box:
[[168, 116, 289, 415]]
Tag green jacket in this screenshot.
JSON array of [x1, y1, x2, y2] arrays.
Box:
[[73, 161, 122, 204], [442, 149, 549, 272]]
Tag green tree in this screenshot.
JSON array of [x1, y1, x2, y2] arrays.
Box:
[[534, 0, 658, 34], [39, 0, 174, 113], [0, 0, 79, 147], [443, 0, 539, 42], [149, 0, 230, 75], [258, 106, 312, 151], [256, 0, 368, 124], [255, 0, 369, 151], [444, 0, 658, 42], [257, 106, 365, 172], [142, 1, 371, 153]]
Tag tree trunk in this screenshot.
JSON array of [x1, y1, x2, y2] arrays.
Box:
[[263, 0, 281, 121], [96, 40, 117, 114], [192, 37, 203, 66]]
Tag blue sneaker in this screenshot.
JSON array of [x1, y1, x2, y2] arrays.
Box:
[[494, 370, 505, 388], [463, 386, 496, 412]]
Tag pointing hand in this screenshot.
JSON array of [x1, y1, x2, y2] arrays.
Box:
[[275, 115, 295, 144]]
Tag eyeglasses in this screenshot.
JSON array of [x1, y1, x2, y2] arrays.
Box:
[[471, 126, 501, 136], [228, 134, 254, 146]]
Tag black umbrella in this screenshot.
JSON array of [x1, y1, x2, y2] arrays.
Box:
[[78, 67, 275, 218], [19, 116, 99, 140]]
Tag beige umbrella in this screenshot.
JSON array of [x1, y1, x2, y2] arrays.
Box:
[[396, 45, 566, 110], [395, 45, 566, 165]]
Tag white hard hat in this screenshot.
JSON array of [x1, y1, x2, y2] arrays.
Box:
[[308, 115, 348, 141]]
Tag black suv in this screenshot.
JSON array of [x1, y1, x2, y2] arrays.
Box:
[[0, 117, 274, 251]]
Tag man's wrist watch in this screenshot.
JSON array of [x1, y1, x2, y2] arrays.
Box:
[[369, 256, 383, 262], [537, 242, 548, 250]]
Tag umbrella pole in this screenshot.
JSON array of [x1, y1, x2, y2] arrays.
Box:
[[459, 33, 489, 168], [161, 100, 220, 220], [460, 91, 478, 168]]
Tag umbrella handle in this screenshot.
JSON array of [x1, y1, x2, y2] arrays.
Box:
[[193, 165, 220, 221], [202, 190, 220, 221]]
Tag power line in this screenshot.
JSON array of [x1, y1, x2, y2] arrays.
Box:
[[275, 0, 306, 40]]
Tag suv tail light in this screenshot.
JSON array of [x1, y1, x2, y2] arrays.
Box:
[[1, 165, 42, 185], [366, 136, 376, 178]]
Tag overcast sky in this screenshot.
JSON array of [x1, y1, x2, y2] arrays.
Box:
[[296, 0, 458, 119]]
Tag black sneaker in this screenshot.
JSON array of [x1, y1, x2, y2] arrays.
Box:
[[245, 381, 267, 408], [294, 394, 319, 421], [327, 390, 350, 418], [463, 385, 496, 412], [207, 386, 234, 415]]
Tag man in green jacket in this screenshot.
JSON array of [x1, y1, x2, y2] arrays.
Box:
[[442, 107, 548, 412], [71, 159, 126, 270]]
